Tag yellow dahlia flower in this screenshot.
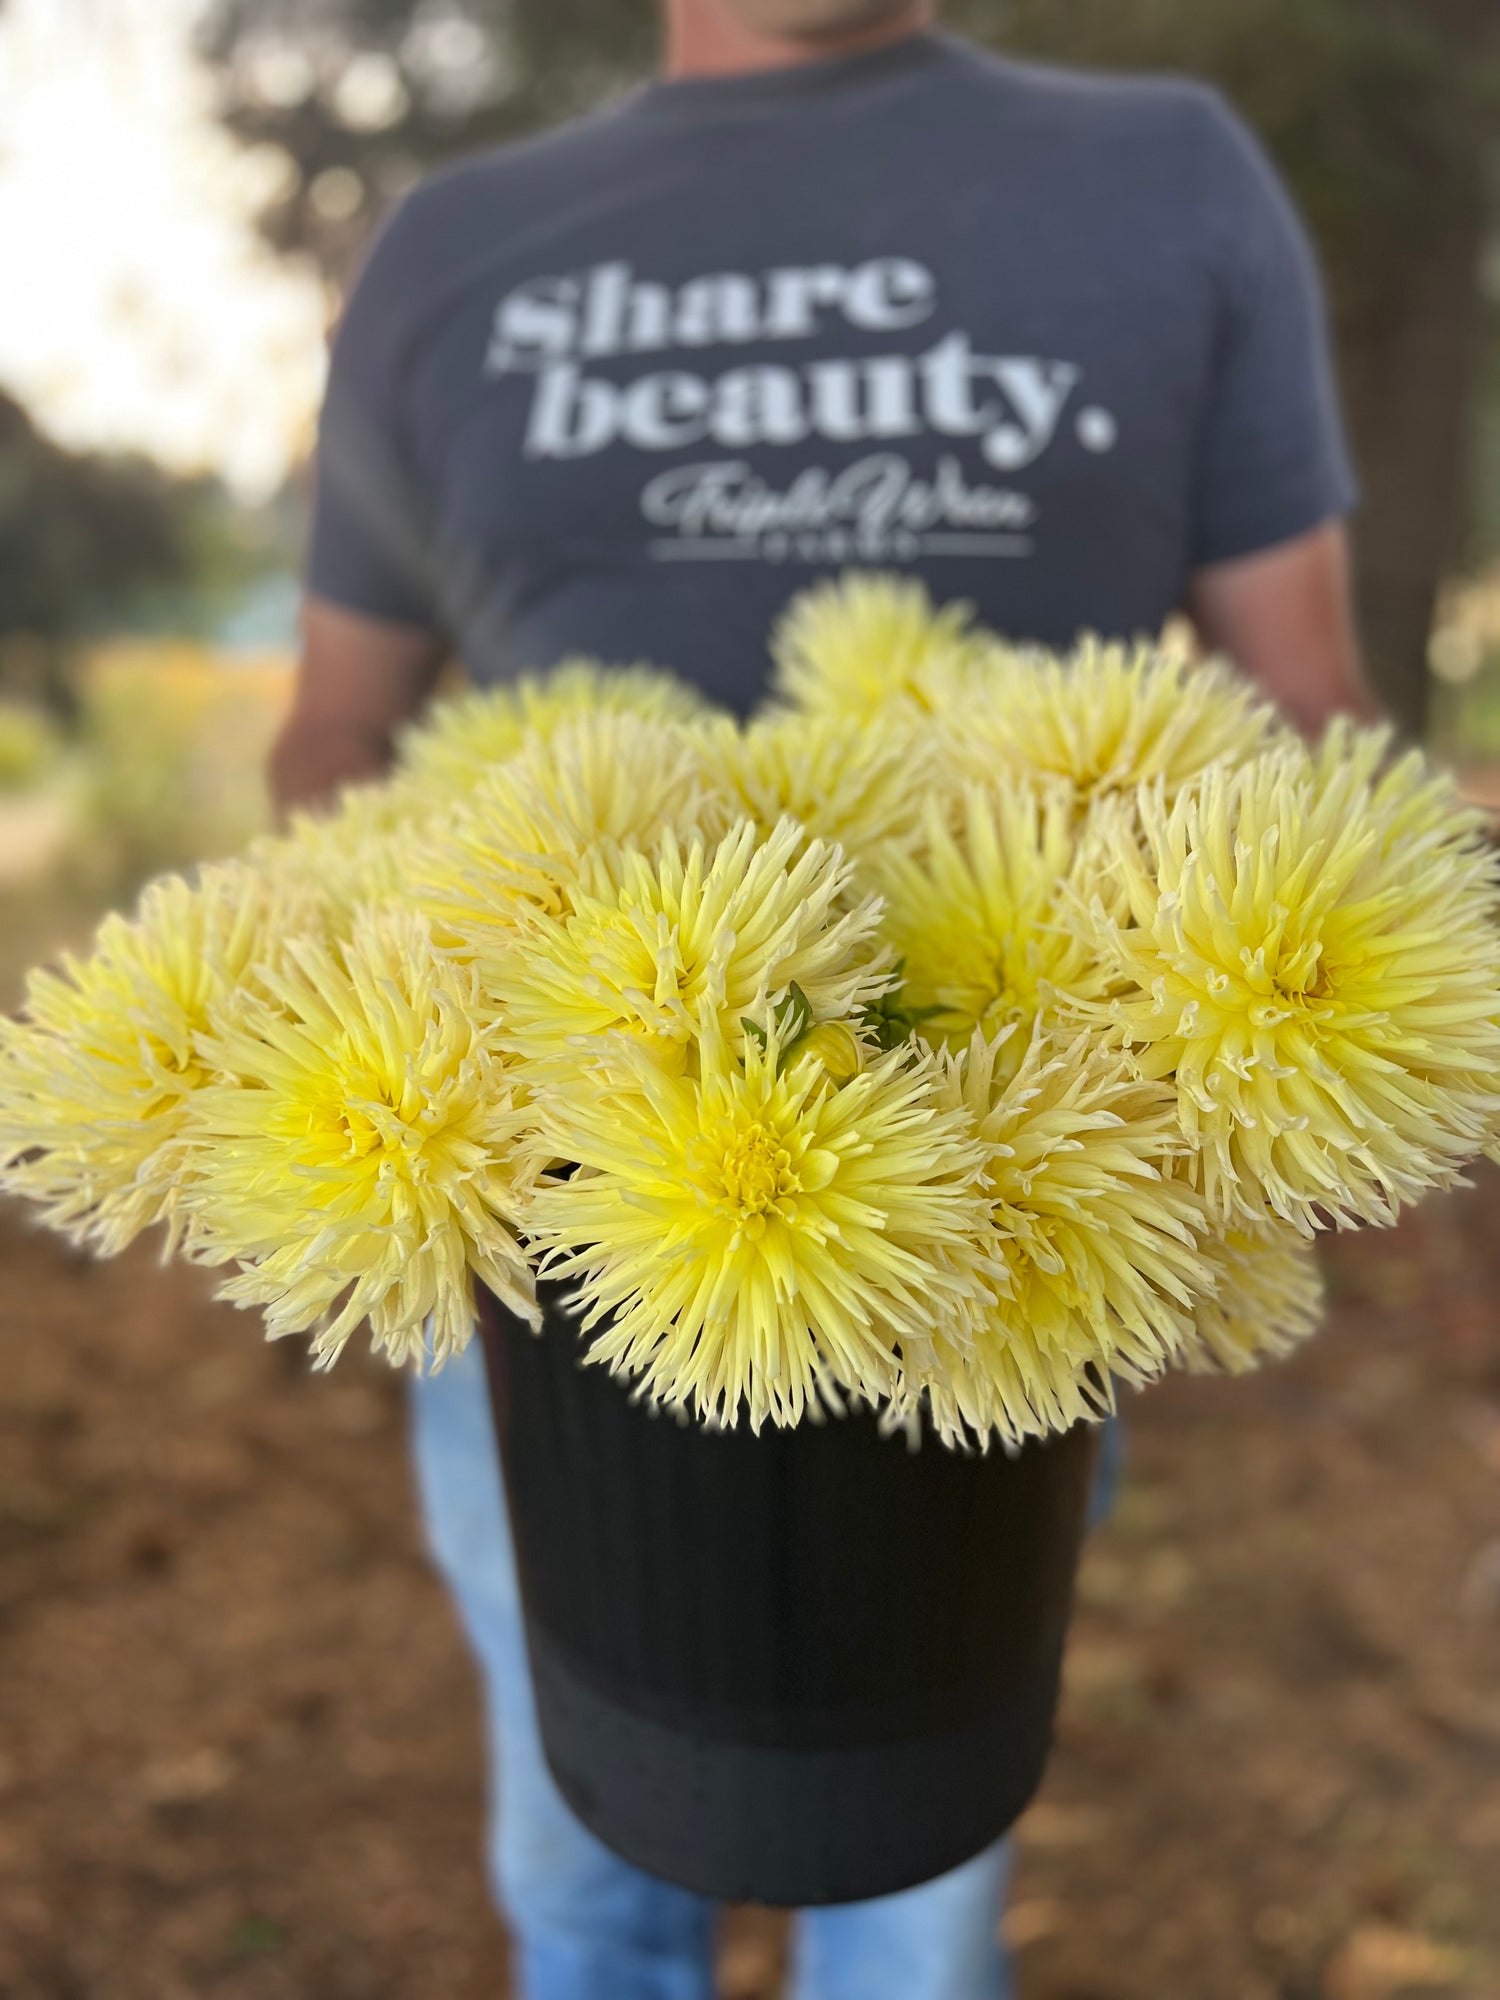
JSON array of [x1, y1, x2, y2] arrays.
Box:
[[184, 908, 538, 1368], [527, 1018, 995, 1429], [413, 712, 726, 960], [494, 817, 890, 1079], [1185, 1223, 1323, 1375], [708, 707, 935, 863], [937, 634, 1279, 808], [396, 660, 713, 799], [902, 1029, 1209, 1445], [772, 571, 978, 716], [870, 779, 1114, 1071], [1092, 728, 1500, 1230], [255, 778, 440, 920], [0, 863, 292, 1255]]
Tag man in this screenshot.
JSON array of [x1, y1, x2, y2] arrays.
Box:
[[274, 2, 1371, 1993]]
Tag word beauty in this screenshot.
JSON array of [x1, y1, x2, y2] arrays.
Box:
[[524, 336, 1081, 470], [486, 259, 1092, 472]]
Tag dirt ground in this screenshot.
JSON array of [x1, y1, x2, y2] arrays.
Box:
[[2, 1176, 1499, 2000]]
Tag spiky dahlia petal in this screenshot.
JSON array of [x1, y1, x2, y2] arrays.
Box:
[[708, 706, 936, 862], [895, 1028, 1212, 1446], [0, 862, 297, 1255], [526, 1019, 995, 1430], [1185, 1222, 1324, 1375], [183, 907, 539, 1367], [252, 779, 441, 922], [1087, 728, 1500, 1231], [771, 571, 979, 716], [870, 779, 1115, 1071], [395, 659, 715, 801], [934, 633, 1280, 808], [412, 711, 728, 965], [491, 817, 891, 1081]]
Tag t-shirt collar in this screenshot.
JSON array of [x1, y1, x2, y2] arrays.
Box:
[[625, 29, 949, 120]]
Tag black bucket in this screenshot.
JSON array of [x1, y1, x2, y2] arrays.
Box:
[[480, 1283, 1096, 1907]]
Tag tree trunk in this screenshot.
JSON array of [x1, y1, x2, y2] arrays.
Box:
[[1338, 195, 1489, 740], [1334, 0, 1497, 740]]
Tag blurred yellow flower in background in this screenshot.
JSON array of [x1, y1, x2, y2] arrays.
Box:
[[396, 659, 713, 798], [1186, 1223, 1324, 1374], [414, 712, 725, 965], [255, 777, 437, 920], [75, 642, 291, 886], [936, 635, 1279, 811], [771, 571, 979, 716], [709, 706, 934, 863]]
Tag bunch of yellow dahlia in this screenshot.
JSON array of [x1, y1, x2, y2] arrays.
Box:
[[2, 570, 1496, 1448]]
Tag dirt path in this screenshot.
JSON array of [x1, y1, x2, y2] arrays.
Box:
[[1, 1177, 1498, 1999]]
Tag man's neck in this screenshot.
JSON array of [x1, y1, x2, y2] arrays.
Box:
[[663, 4, 932, 82]]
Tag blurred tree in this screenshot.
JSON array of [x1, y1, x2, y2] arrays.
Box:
[[200, 0, 1500, 734], [0, 391, 238, 712], [198, 1, 656, 282]]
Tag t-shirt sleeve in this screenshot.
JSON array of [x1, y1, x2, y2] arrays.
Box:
[[1189, 93, 1360, 568], [305, 196, 444, 632]]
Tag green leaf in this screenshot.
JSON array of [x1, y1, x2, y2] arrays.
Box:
[[783, 982, 814, 1043]]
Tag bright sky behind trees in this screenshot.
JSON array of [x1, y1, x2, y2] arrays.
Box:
[[0, 0, 326, 496]]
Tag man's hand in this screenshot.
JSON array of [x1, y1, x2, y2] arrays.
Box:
[[1187, 519, 1378, 735], [269, 597, 448, 818]]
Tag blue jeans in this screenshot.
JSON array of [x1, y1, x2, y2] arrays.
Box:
[[410, 1342, 1121, 2000]]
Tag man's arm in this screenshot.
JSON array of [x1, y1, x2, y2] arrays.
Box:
[[1186, 519, 1378, 735], [269, 597, 448, 816]]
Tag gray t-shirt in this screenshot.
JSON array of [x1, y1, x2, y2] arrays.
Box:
[[308, 31, 1356, 712]]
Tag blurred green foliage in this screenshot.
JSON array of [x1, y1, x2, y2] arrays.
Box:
[[1432, 669, 1500, 763], [0, 391, 195, 642], [1427, 567, 1500, 763], [69, 644, 290, 892], [0, 389, 276, 715], [199, 0, 658, 279], [0, 704, 63, 795], [0, 649, 291, 1001]]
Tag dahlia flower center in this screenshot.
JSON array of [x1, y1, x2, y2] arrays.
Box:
[[977, 995, 1017, 1043], [337, 1079, 440, 1168], [718, 1123, 800, 1222], [1271, 938, 1330, 1003], [985, 947, 1037, 1022], [1189, 925, 1333, 1022], [340, 1104, 389, 1158], [1234, 929, 1330, 1013], [144, 1031, 207, 1094]]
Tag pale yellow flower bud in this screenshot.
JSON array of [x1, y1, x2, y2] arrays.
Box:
[[793, 1021, 865, 1084]]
